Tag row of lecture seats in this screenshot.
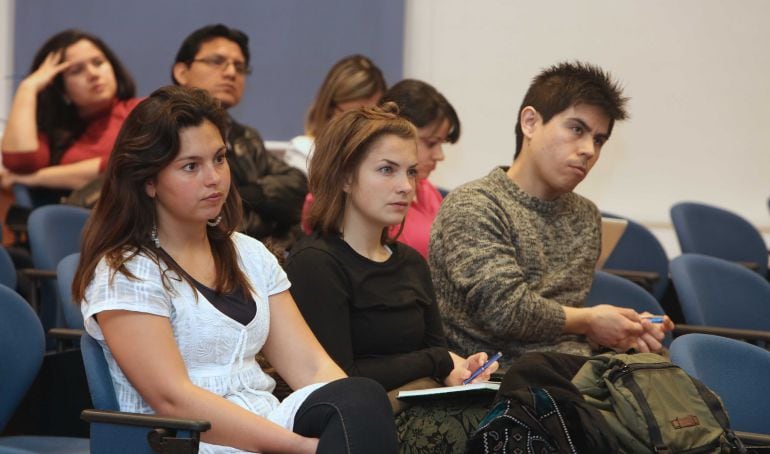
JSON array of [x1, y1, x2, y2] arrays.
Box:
[[597, 251, 770, 346], [590, 199, 770, 439], [600, 200, 770, 334], [587, 267, 770, 437]]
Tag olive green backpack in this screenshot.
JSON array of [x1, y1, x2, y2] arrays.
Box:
[[572, 352, 745, 453]]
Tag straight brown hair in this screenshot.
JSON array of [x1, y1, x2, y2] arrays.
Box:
[[307, 102, 416, 243]]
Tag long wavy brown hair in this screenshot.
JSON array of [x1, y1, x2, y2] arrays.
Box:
[[72, 86, 251, 303], [307, 102, 416, 243]]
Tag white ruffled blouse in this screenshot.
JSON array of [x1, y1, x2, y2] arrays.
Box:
[[81, 232, 324, 453]]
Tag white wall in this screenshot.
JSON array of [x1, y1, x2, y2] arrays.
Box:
[[404, 0, 770, 256], [0, 0, 14, 137]]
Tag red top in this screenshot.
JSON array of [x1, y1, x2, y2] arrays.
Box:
[[301, 178, 444, 259], [2, 98, 142, 174]]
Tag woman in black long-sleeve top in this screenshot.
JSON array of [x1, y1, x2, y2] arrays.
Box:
[[285, 103, 498, 452]]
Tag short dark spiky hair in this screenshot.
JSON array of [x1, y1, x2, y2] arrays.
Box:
[[171, 24, 250, 84], [514, 61, 629, 158]]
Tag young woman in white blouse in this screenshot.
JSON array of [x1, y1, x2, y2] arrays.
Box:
[[72, 85, 397, 454]]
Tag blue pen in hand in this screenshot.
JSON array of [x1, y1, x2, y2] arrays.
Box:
[[463, 352, 503, 385], [642, 315, 665, 323]]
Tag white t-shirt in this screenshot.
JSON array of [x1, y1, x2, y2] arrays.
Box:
[[284, 135, 314, 174]]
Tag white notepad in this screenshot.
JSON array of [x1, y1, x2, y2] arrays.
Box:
[[396, 382, 500, 400]]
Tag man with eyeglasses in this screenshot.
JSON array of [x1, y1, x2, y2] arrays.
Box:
[[172, 24, 308, 247]]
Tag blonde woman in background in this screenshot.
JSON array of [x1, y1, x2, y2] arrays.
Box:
[[284, 54, 386, 173]]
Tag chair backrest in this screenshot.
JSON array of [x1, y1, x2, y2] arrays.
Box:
[[0, 283, 46, 428], [670, 253, 770, 329], [57, 253, 84, 330], [81, 334, 120, 411], [0, 247, 17, 290], [670, 202, 768, 276], [602, 212, 670, 300], [28, 205, 90, 330], [28, 205, 91, 271], [585, 271, 672, 346], [670, 333, 770, 434]]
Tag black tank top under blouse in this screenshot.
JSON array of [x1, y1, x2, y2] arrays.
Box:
[[160, 249, 256, 326]]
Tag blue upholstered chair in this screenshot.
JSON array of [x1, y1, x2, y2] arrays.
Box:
[[80, 333, 210, 453], [0, 283, 90, 453], [670, 334, 770, 435], [669, 254, 770, 345], [601, 212, 670, 301], [585, 271, 672, 347], [670, 202, 768, 277], [27, 205, 91, 332]]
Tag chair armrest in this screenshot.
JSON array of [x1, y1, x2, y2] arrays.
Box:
[[48, 327, 85, 352], [602, 268, 660, 292], [19, 267, 58, 280], [674, 324, 770, 343], [49, 327, 85, 341], [83, 409, 210, 453], [17, 268, 58, 313], [81, 409, 211, 432], [735, 431, 770, 446]]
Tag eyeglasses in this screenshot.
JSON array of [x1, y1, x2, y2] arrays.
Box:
[[190, 55, 252, 76]]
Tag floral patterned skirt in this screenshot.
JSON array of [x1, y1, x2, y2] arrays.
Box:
[[395, 394, 494, 454]]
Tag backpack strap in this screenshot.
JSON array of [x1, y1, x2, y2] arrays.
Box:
[[620, 373, 669, 453]]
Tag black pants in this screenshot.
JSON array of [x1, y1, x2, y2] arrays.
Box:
[[293, 377, 397, 454]]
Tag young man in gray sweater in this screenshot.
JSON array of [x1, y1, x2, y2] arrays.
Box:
[[429, 62, 673, 364]]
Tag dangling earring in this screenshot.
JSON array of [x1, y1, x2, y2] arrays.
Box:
[[151, 224, 160, 248], [207, 216, 222, 227]]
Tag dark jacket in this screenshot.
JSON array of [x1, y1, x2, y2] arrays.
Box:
[[226, 117, 307, 244]]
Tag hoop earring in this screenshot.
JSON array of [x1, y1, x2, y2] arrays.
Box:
[[151, 224, 160, 248], [207, 216, 222, 227]]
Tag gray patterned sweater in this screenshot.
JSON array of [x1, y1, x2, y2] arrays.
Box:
[[429, 168, 601, 364]]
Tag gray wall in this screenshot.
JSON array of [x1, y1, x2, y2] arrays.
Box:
[[12, 0, 404, 139]]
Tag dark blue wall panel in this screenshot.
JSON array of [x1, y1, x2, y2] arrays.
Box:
[[13, 0, 404, 139]]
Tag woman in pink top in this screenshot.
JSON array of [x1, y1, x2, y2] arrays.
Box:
[[379, 79, 461, 258], [1, 29, 139, 202]]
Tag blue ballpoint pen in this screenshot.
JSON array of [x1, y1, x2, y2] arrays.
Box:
[[463, 352, 503, 385]]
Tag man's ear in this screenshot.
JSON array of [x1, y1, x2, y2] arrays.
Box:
[[172, 62, 190, 86], [145, 179, 157, 198], [520, 106, 540, 139]]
